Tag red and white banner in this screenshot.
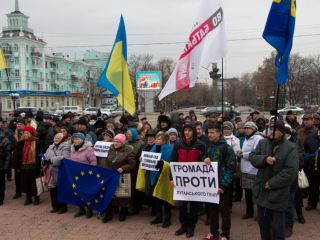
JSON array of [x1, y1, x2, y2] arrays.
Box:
[[159, 0, 227, 100]]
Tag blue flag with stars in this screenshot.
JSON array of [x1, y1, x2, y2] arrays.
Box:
[[263, 0, 296, 85], [57, 159, 120, 213]]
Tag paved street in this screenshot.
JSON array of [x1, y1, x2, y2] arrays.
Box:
[[0, 179, 320, 240]]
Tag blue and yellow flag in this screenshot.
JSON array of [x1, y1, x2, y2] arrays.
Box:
[[263, 0, 296, 85], [57, 159, 120, 213], [98, 16, 136, 114], [0, 48, 7, 70]]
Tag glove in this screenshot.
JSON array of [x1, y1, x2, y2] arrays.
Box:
[[41, 156, 51, 166], [155, 160, 164, 171]]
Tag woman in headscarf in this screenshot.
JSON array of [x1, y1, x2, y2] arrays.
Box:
[[100, 133, 135, 223], [42, 133, 70, 214], [69, 132, 97, 218], [16, 126, 42, 205]]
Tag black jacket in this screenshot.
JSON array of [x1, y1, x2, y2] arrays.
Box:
[[0, 131, 12, 171]]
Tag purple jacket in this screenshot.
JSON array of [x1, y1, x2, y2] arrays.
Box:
[[69, 142, 97, 166]]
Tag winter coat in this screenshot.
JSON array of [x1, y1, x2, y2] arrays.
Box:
[[249, 138, 299, 211], [303, 131, 320, 174], [100, 145, 135, 173], [235, 131, 246, 149], [0, 131, 11, 171], [16, 140, 42, 171], [69, 142, 97, 166], [205, 137, 236, 190], [240, 133, 264, 175], [43, 141, 71, 187]]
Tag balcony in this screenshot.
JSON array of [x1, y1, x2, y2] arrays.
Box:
[[31, 51, 42, 58]]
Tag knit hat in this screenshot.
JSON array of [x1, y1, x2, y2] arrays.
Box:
[[72, 132, 86, 141], [223, 121, 234, 131], [103, 129, 115, 139], [275, 120, 286, 134], [236, 121, 245, 128], [114, 134, 126, 144], [74, 117, 88, 126], [61, 126, 70, 133], [145, 129, 157, 137], [23, 126, 36, 136], [128, 128, 138, 140], [244, 121, 258, 131], [167, 127, 178, 136]]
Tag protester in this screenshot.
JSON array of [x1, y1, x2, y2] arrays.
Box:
[[285, 111, 300, 130], [196, 121, 209, 145], [73, 118, 97, 145], [249, 120, 299, 240], [167, 127, 179, 148], [100, 134, 135, 222], [43, 133, 70, 214], [203, 123, 236, 240], [16, 126, 42, 205], [239, 122, 263, 219], [69, 132, 97, 218], [0, 126, 12, 205], [171, 124, 206, 238], [157, 115, 171, 132]]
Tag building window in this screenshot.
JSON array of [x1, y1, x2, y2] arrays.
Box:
[[0, 84, 2, 90], [15, 70, 19, 77], [15, 83, 20, 89], [26, 57, 29, 64], [26, 45, 29, 52], [37, 84, 41, 91], [7, 98, 12, 109], [16, 99, 20, 108], [27, 98, 31, 107], [14, 44, 18, 52], [14, 57, 19, 64], [41, 99, 44, 107], [45, 85, 48, 91], [51, 100, 54, 107], [26, 70, 30, 78], [27, 83, 30, 90], [46, 98, 49, 108], [6, 83, 10, 90]]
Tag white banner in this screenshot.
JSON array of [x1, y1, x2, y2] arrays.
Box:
[[170, 162, 220, 204], [94, 141, 112, 157], [140, 151, 161, 171]]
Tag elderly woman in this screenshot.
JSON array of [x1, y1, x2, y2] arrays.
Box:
[[16, 126, 42, 206], [69, 132, 97, 218], [99, 134, 135, 223], [43, 133, 70, 214]]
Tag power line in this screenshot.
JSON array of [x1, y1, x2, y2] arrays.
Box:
[[45, 33, 320, 49]]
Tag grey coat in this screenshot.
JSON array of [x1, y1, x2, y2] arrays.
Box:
[[249, 138, 299, 211], [44, 141, 71, 187]]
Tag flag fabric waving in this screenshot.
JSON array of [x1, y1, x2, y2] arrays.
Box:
[[158, 0, 227, 100], [0, 48, 7, 70], [263, 0, 296, 86], [97, 16, 136, 114], [57, 159, 120, 213]]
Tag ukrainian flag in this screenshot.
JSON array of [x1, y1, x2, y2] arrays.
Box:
[[98, 16, 135, 115], [0, 48, 7, 70], [263, 0, 296, 85]]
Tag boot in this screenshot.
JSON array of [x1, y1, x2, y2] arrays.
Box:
[[296, 208, 306, 224], [24, 197, 32, 206], [175, 226, 187, 236], [241, 212, 253, 219], [150, 215, 162, 225], [57, 205, 68, 214], [101, 212, 112, 223], [186, 227, 194, 238], [85, 207, 93, 218], [74, 207, 85, 218], [119, 207, 127, 222], [285, 225, 293, 238], [33, 196, 40, 205], [162, 216, 171, 228]]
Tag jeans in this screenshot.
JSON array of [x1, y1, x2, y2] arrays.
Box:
[[285, 191, 295, 226], [257, 206, 285, 240]]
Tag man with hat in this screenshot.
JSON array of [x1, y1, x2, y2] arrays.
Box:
[[249, 120, 298, 240], [285, 110, 300, 130], [73, 117, 97, 145], [157, 115, 171, 132]]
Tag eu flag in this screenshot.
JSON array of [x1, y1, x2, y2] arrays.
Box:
[[97, 15, 136, 115], [57, 159, 120, 213], [263, 0, 296, 85]]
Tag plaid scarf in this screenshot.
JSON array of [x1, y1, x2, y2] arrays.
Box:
[[22, 139, 36, 166]]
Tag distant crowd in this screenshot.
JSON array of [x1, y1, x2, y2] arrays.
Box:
[[0, 108, 319, 240]]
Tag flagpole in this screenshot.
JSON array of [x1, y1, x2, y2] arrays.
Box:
[[122, 69, 125, 116], [272, 84, 280, 145], [221, 58, 224, 126], [5, 68, 16, 113]]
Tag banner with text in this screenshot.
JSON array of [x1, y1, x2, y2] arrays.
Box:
[[94, 141, 112, 157], [170, 162, 219, 204], [140, 151, 161, 171]]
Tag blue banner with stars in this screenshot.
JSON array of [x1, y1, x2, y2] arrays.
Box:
[[57, 159, 120, 213]]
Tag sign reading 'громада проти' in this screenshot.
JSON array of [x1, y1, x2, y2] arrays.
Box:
[[170, 162, 220, 204]]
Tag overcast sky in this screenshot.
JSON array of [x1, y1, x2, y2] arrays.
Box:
[[1, 0, 320, 82]]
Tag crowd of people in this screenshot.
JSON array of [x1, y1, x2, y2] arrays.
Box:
[[0, 108, 319, 240]]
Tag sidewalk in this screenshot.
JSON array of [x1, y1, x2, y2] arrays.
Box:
[[0, 179, 319, 240]]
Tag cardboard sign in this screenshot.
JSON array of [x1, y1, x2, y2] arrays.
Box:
[[140, 151, 162, 171], [170, 162, 220, 204], [94, 141, 112, 157]]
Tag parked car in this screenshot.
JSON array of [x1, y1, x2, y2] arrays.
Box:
[[83, 107, 98, 116], [111, 107, 124, 116], [100, 108, 113, 118], [55, 106, 83, 116], [8, 107, 38, 117], [278, 106, 304, 115]]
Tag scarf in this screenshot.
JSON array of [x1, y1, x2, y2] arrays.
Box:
[[74, 141, 84, 151], [22, 139, 36, 166]]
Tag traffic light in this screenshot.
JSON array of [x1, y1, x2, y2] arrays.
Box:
[[209, 64, 221, 80]]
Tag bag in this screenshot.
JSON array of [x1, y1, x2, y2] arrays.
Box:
[[298, 169, 309, 189], [115, 173, 131, 198], [36, 172, 49, 196]]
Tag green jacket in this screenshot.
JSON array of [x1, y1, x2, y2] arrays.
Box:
[[249, 138, 298, 211]]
